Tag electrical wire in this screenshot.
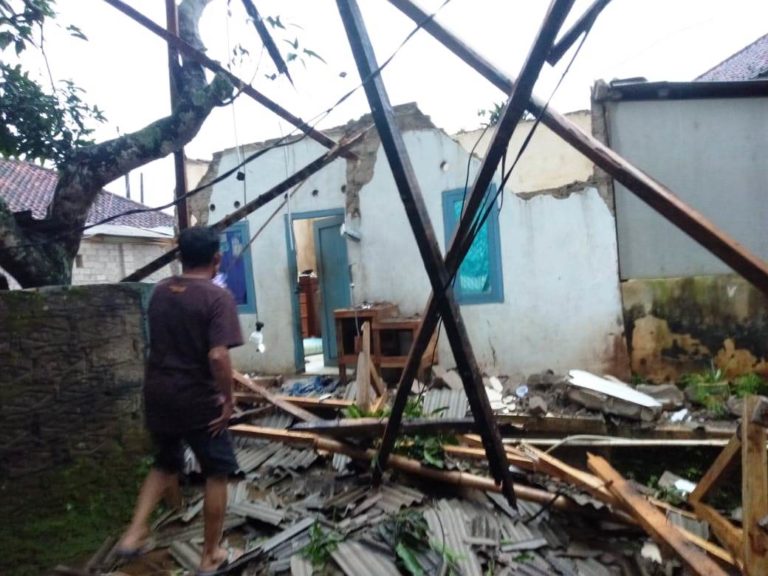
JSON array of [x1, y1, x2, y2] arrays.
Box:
[[4, 0, 454, 253], [446, 18, 595, 293]]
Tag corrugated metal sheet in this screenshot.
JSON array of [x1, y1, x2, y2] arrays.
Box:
[[499, 516, 548, 552], [155, 515, 246, 547], [331, 540, 401, 576], [260, 517, 316, 555], [423, 389, 469, 419], [230, 500, 286, 526], [323, 485, 368, 514], [574, 557, 614, 576], [262, 446, 318, 472], [425, 500, 483, 576], [332, 453, 351, 472], [376, 483, 425, 514], [543, 550, 578, 575], [538, 521, 570, 549], [235, 442, 281, 473], [290, 554, 313, 576], [253, 413, 295, 429], [168, 541, 201, 571], [666, 509, 710, 539]]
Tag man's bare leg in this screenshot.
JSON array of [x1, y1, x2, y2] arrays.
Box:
[[119, 468, 177, 550], [199, 475, 229, 572]]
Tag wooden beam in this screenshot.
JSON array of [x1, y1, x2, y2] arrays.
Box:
[[691, 501, 744, 564], [338, 0, 541, 505], [229, 423, 604, 515], [388, 0, 768, 297], [122, 130, 364, 282], [588, 454, 729, 576], [688, 434, 741, 503], [742, 395, 768, 575], [520, 444, 616, 505], [102, 0, 345, 155], [291, 417, 514, 437], [232, 370, 320, 422]]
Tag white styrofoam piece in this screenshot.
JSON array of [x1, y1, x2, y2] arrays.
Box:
[[567, 370, 662, 408]]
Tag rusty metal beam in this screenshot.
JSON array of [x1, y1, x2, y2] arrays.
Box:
[[102, 0, 345, 156], [338, 0, 573, 506], [375, 0, 576, 493], [388, 0, 768, 297], [165, 0, 189, 230], [121, 132, 365, 282]]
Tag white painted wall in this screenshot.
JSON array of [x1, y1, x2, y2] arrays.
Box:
[[453, 110, 594, 193], [208, 125, 626, 378]]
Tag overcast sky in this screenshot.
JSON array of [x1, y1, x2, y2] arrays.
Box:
[[32, 0, 768, 206]]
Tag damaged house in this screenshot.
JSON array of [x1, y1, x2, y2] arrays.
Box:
[[189, 103, 628, 379]]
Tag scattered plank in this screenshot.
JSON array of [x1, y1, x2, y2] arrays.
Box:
[[691, 501, 744, 563], [688, 434, 741, 504], [588, 454, 729, 576], [232, 370, 320, 422], [520, 444, 617, 506], [355, 322, 372, 410], [291, 417, 517, 437], [742, 395, 768, 574]]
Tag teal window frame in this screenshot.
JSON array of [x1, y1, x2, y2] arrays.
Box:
[[441, 186, 504, 305], [218, 220, 257, 314]]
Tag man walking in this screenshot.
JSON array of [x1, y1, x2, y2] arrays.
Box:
[[118, 226, 243, 574]]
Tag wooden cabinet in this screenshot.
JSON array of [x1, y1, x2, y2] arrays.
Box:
[[333, 304, 438, 384], [372, 318, 438, 383], [334, 303, 398, 384]]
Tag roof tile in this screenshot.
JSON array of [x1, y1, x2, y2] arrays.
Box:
[[0, 158, 174, 228]]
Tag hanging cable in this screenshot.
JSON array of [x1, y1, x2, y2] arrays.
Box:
[[4, 0, 454, 253]]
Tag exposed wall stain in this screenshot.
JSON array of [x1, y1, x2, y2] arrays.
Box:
[[187, 152, 222, 226], [622, 276, 768, 382], [516, 179, 599, 202]]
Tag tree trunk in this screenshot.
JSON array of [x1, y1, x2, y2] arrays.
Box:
[[0, 0, 232, 288]]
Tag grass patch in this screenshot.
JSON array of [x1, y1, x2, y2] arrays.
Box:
[[0, 449, 150, 576]]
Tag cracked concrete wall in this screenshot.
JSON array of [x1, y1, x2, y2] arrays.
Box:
[[453, 110, 594, 194], [0, 284, 151, 477], [204, 106, 628, 378]]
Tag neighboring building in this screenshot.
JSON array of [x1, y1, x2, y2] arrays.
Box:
[[194, 103, 628, 379], [0, 158, 178, 288], [592, 78, 768, 381], [696, 32, 768, 81], [452, 110, 594, 193]]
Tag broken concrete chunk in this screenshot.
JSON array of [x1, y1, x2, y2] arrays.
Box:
[[568, 371, 661, 408], [636, 384, 685, 410], [526, 370, 564, 388], [528, 395, 548, 417], [567, 387, 660, 422], [727, 395, 743, 417], [486, 376, 503, 392], [485, 387, 503, 404], [657, 471, 696, 496]]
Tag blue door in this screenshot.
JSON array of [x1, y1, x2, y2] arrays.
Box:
[[313, 215, 351, 366]]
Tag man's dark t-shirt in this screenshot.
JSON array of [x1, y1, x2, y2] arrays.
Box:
[[144, 276, 243, 434]]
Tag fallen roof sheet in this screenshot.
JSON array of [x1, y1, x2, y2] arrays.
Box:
[[332, 539, 401, 576]]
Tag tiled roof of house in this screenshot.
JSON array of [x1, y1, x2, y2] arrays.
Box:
[[0, 157, 174, 228], [696, 33, 768, 81]]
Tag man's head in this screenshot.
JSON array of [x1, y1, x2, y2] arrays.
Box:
[[178, 226, 221, 272]]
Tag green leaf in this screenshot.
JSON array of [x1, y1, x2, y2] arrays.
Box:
[[65, 24, 87, 41], [283, 37, 299, 50], [396, 542, 425, 576]]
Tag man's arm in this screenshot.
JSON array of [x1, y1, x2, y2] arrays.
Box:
[[208, 345, 234, 434]]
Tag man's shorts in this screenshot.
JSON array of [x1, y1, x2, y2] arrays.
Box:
[[150, 428, 239, 477]]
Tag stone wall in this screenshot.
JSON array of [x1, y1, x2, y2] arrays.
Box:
[[0, 284, 151, 477], [622, 275, 768, 382]]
